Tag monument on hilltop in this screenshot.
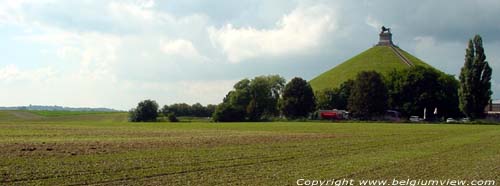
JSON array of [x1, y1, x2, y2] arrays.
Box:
[[309, 26, 440, 92], [377, 26, 393, 46]]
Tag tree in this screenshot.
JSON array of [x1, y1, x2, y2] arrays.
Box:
[[212, 102, 246, 122], [316, 80, 354, 110], [281, 77, 316, 119], [168, 103, 191, 116], [246, 75, 285, 120], [459, 35, 492, 119], [386, 66, 460, 119], [129, 99, 159, 122], [212, 88, 248, 122], [213, 75, 285, 122], [348, 71, 388, 120], [161, 103, 216, 118], [191, 103, 205, 116], [205, 104, 217, 117], [160, 105, 170, 117]]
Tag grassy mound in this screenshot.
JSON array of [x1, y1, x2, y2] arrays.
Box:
[[310, 46, 432, 91]]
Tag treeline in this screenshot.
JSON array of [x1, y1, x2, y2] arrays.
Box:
[[316, 66, 461, 120], [160, 103, 216, 118], [212, 75, 315, 122], [129, 101, 216, 122], [212, 66, 461, 122]]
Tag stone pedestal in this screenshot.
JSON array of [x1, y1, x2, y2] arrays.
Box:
[[377, 32, 393, 46]]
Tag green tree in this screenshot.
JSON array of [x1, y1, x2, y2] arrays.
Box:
[[161, 103, 216, 117], [213, 75, 285, 122], [168, 103, 191, 116], [191, 103, 204, 116], [281, 77, 316, 119], [348, 71, 388, 120], [160, 105, 170, 117], [129, 99, 159, 122], [386, 66, 460, 119], [316, 80, 354, 110], [459, 35, 492, 119], [205, 104, 217, 117], [246, 75, 285, 120], [212, 102, 246, 122]]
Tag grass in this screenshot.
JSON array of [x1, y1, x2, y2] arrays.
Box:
[[309, 46, 433, 91], [28, 110, 118, 117], [0, 110, 128, 122], [0, 111, 498, 185]]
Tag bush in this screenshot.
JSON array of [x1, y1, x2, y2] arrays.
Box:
[[167, 113, 179, 122], [129, 99, 159, 122], [212, 103, 246, 122]]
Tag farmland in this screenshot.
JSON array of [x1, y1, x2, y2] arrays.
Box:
[[0, 111, 498, 185]]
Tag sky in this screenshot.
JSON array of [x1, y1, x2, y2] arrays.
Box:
[[1, 0, 500, 110]]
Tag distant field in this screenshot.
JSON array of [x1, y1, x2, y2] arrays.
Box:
[[0, 111, 498, 185], [0, 110, 127, 122], [27, 110, 118, 117]]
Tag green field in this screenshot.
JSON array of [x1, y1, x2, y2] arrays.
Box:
[[0, 111, 498, 185]]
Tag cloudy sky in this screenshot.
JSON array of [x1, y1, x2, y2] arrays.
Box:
[[1, 0, 500, 110]]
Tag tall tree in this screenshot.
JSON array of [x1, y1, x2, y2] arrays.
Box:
[[348, 71, 388, 120], [245, 75, 285, 121], [459, 35, 492, 119], [281, 77, 316, 119]]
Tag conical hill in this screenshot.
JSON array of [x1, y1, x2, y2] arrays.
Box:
[[310, 30, 435, 91]]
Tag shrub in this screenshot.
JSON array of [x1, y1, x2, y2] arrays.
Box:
[[129, 99, 159, 122], [167, 113, 179, 122]]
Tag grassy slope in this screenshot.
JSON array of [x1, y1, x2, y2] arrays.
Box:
[[0, 113, 498, 185], [309, 46, 433, 91]]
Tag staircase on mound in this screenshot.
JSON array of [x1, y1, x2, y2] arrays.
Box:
[[378, 29, 414, 67], [390, 46, 414, 67]]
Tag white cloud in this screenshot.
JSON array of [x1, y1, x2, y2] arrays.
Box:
[[160, 39, 209, 62], [0, 0, 56, 25], [18, 27, 122, 81], [413, 36, 465, 75], [208, 4, 337, 63], [137, 0, 155, 9], [176, 80, 236, 104], [109, 1, 156, 21], [4, 1, 498, 108], [0, 65, 20, 82], [0, 1, 225, 109], [365, 16, 382, 32], [0, 64, 56, 83], [0, 0, 29, 25], [0, 63, 234, 109]]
